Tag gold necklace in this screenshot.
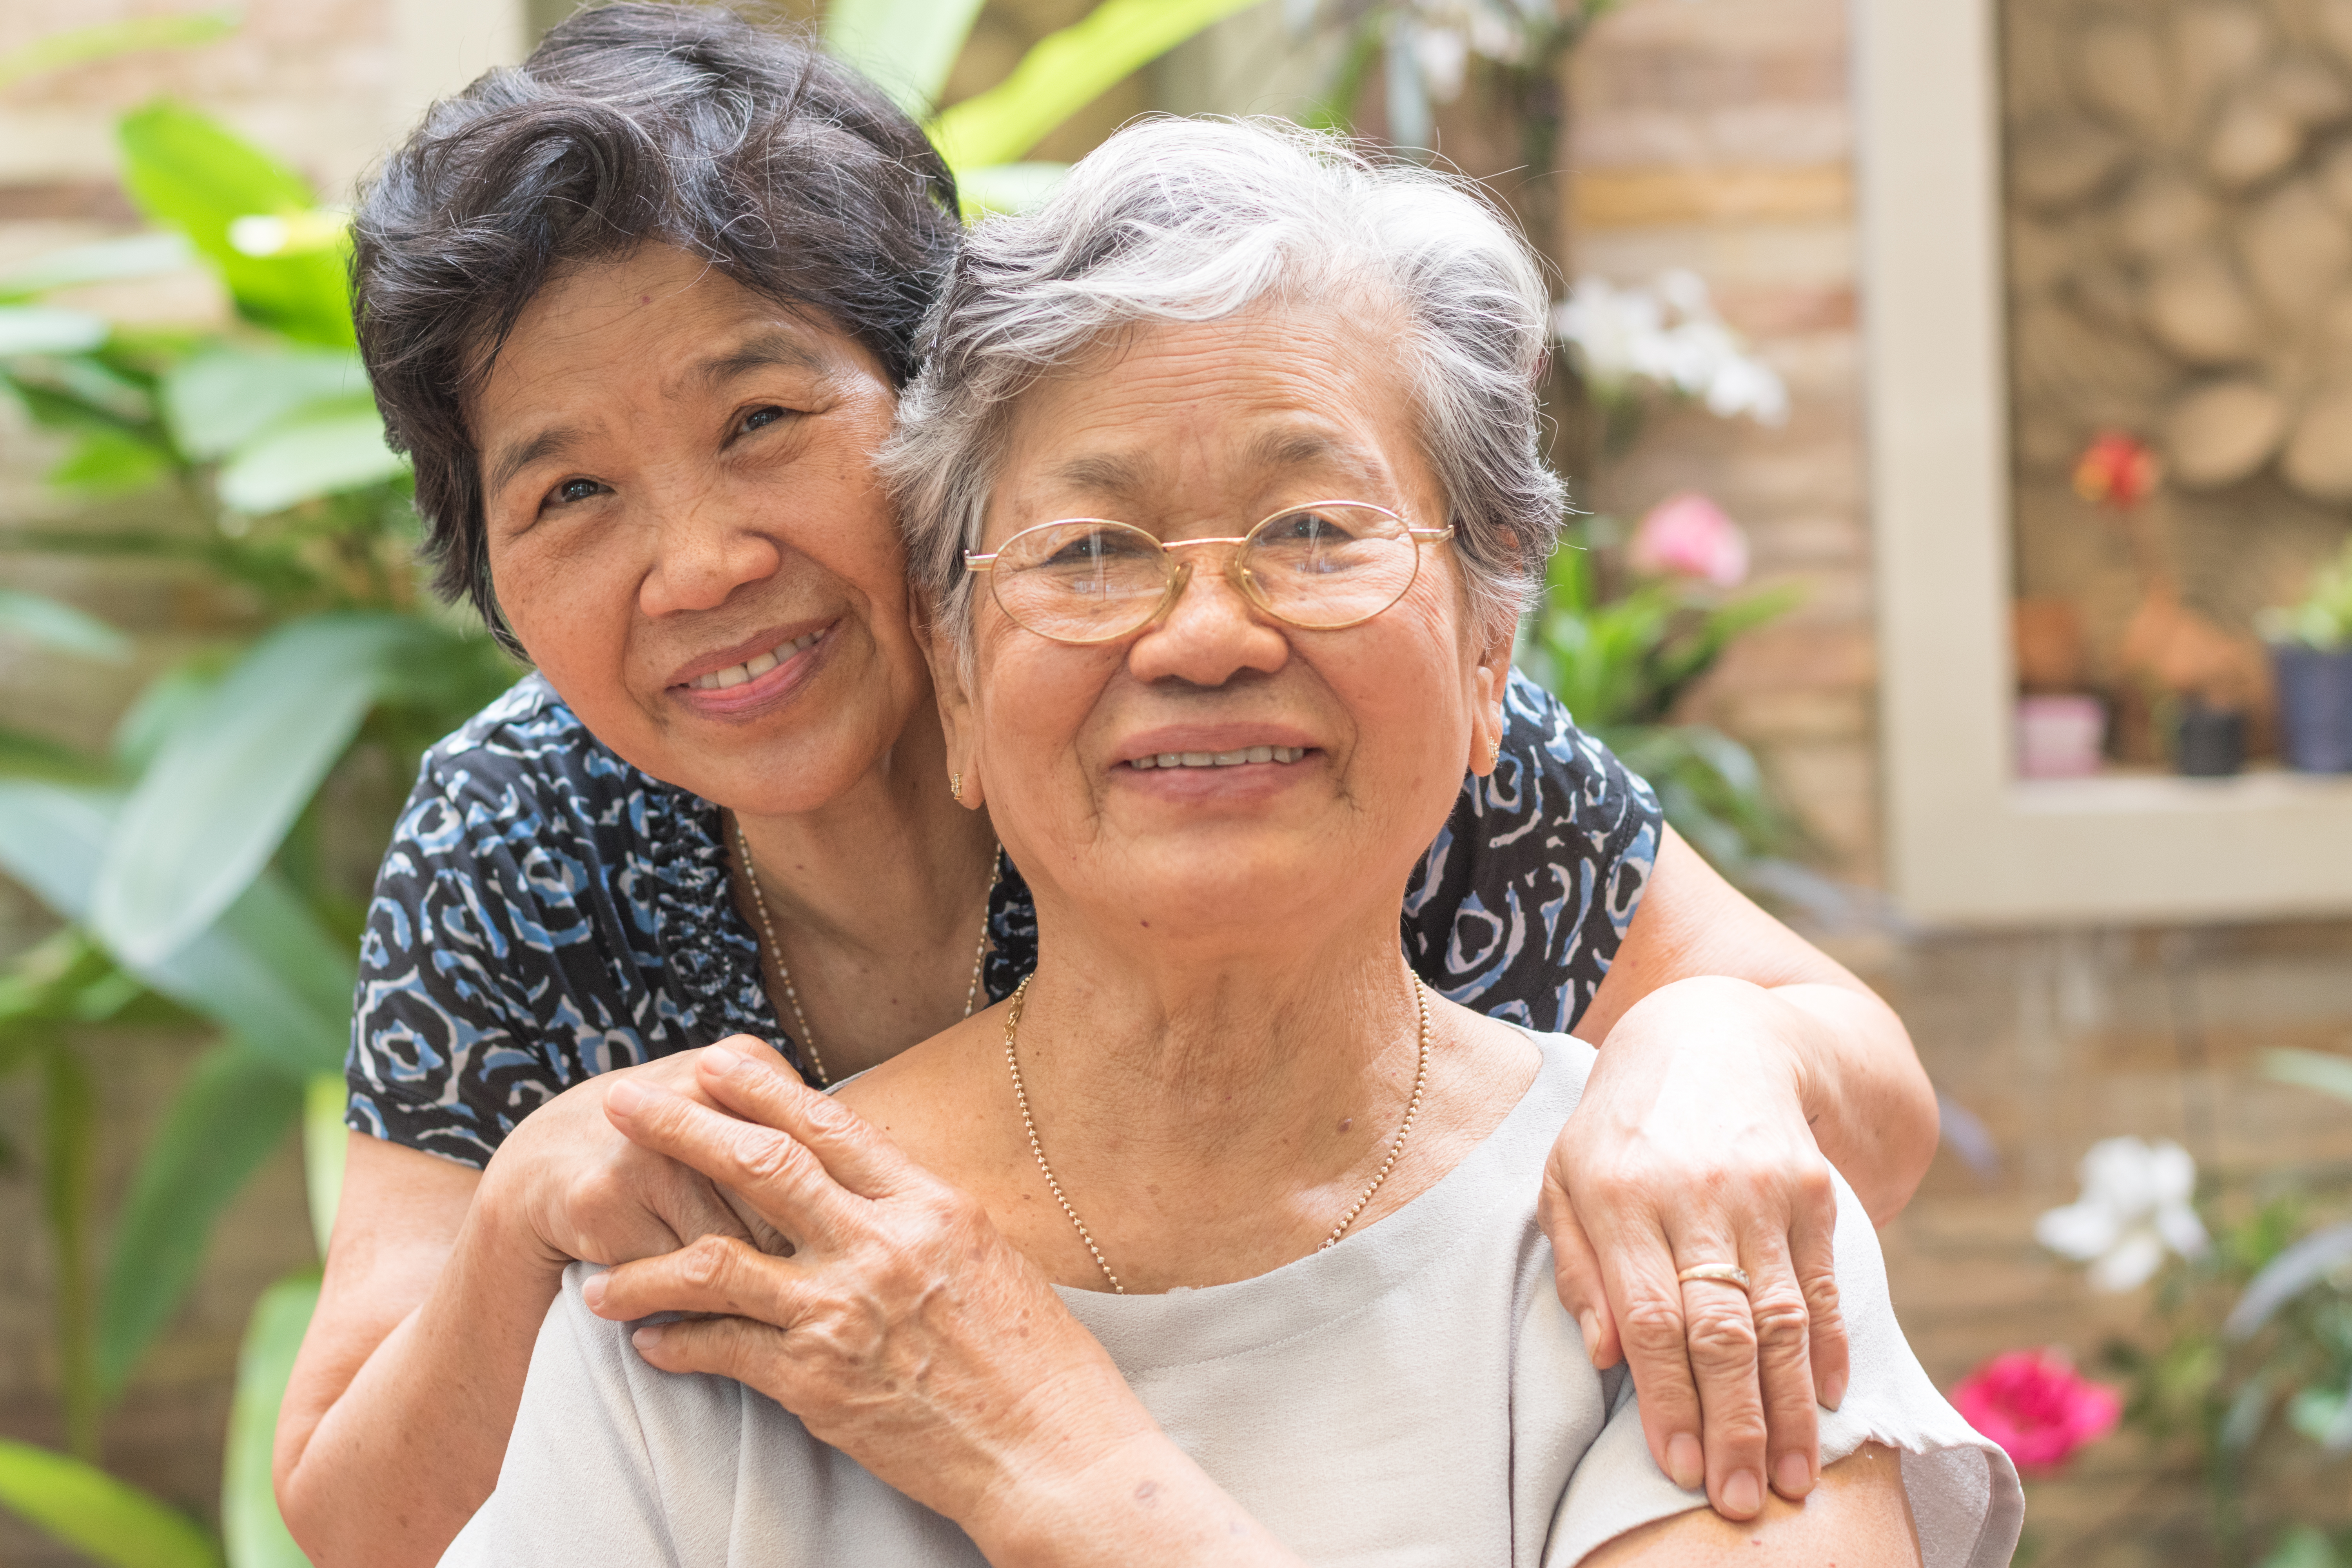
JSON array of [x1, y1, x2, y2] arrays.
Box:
[[1000, 971, 1430, 1294], [735, 820, 998, 1087]]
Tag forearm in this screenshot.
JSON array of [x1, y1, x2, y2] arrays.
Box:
[[972, 1429, 1308, 1568], [1740, 977, 1935, 1226], [276, 1193, 568, 1568]]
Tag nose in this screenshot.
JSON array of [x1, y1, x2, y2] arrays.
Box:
[[635, 475, 784, 619], [1125, 550, 1290, 688]]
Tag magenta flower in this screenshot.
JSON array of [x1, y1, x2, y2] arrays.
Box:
[[1628, 492, 1749, 588], [1950, 1349, 2122, 1474]]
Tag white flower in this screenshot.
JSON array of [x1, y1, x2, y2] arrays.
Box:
[[1550, 270, 1789, 427], [2035, 1137, 2210, 1292]]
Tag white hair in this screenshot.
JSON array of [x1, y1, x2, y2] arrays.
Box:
[[881, 116, 1565, 653]]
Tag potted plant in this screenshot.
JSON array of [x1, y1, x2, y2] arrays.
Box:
[[2259, 537, 2352, 773]]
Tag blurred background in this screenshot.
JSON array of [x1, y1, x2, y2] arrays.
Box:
[[0, 0, 2349, 1564]]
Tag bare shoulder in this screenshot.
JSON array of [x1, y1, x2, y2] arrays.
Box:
[[1576, 1445, 1921, 1568], [829, 1007, 1009, 1184]]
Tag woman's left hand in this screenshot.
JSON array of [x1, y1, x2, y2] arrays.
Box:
[[1538, 977, 1849, 1526], [578, 1041, 1302, 1567]]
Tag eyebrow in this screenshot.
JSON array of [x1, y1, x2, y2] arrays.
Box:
[[484, 330, 837, 499], [694, 328, 831, 390], [1044, 428, 1381, 506], [487, 425, 582, 499]]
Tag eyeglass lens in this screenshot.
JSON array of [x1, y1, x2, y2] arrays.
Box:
[[988, 505, 1420, 642]]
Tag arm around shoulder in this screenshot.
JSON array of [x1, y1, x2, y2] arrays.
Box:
[[1575, 1445, 1922, 1568]]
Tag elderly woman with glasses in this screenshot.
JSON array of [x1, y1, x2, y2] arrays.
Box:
[[439, 118, 2019, 1568]]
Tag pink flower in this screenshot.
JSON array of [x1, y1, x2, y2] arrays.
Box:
[[1628, 492, 1749, 587], [1949, 1349, 2122, 1474]]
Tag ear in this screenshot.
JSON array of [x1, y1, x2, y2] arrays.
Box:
[[916, 592, 987, 811], [1467, 613, 1514, 778]]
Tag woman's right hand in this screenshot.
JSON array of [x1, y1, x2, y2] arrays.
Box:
[[482, 1045, 776, 1269]]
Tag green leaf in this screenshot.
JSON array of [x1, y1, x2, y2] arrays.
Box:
[[0, 587, 130, 661], [161, 344, 368, 463], [216, 397, 407, 514], [0, 11, 236, 91], [304, 1074, 347, 1259], [223, 1274, 320, 1568], [955, 162, 1069, 218], [0, 305, 109, 356], [823, 0, 987, 115], [116, 101, 354, 347], [0, 779, 352, 1076], [0, 233, 200, 302], [928, 0, 1262, 169], [48, 427, 171, 497], [0, 1439, 221, 1568], [98, 1040, 304, 1400], [113, 655, 230, 774], [42, 1043, 100, 1459], [2266, 1047, 2352, 1108], [94, 613, 428, 967]]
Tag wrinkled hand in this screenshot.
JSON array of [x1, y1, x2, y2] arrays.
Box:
[[1539, 978, 1848, 1524], [584, 1043, 1152, 1537], [483, 1045, 779, 1272]]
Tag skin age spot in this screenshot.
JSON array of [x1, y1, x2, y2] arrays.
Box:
[[1134, 1480, 1160, 1503], [1337, 1118, 1354, 1133]]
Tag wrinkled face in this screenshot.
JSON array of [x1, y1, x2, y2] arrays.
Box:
[[474, 244, 929, 814], [937, 308, 1514, 943]]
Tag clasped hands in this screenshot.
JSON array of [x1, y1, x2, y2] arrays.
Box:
[[490, 1009, 1847, 1530]]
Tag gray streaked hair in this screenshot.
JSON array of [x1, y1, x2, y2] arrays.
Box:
[[881, 115, 1565, 653]]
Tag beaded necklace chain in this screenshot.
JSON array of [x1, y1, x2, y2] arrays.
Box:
[[998, 971, 1430, 1294], [735, 820, 997, 1088]]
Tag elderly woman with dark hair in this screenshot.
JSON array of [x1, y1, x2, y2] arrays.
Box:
[[437, 117, 2020, 1568], [279, 9, 1951, 1563]]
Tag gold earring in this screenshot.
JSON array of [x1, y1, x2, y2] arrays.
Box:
[[1488, 737, 1502, 770], [950, 772, 964, 804]]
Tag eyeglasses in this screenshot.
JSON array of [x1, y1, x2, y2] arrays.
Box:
[[962, 501, 1455, 645]]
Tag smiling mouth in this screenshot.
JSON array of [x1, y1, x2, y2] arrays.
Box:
[[686, 627, 826, 691], [1127, 746, 1309, 771]]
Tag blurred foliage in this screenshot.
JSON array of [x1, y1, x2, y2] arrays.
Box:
[[1516, 520, 1802, 875], [2040, 1059, 2352, 1566]]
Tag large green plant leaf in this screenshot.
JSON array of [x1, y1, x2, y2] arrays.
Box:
[[0, 587, 130, 661], [0, 305, 109, 356], [217, 399, 407, 515], [0, 1440, 221, 1568], [304, 1074, 348, 1258], [49, 428, 172, 498], [955, 162, 1069, 217], [161, 344, 367, 462], [222, 1274, 320, 1568], [0, 233, 198, 302], [2267, 1047, 2352, 1107], [823, 0, 987, 115], [116, 102, 354, 348], [0, 11, 235, 91], [0, 779, 352, 1076], [94, 613, 428, 967], [927, 0, 1261, 170], [98, 1041, 305, 1399]]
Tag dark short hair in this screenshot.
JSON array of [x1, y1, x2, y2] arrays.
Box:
[[351, 3, 962, 649]]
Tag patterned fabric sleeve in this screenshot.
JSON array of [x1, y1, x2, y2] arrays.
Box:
[[1401, 669, 1663, 1035]]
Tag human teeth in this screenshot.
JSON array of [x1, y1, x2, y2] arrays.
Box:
[[1131, 746, 1309, 769], [689, 630, 824, 691]]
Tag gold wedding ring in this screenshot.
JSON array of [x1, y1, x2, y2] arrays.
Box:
[[1677, 1263, 1753, 1291]]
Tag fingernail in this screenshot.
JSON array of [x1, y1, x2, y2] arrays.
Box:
[[1577, 1311, 1601, 1363], [1775, 1452, 1813, 1497], [1822, 1370, 1847, 1410], [1724, 1469, 1762, 1517], [580, 1273, 606, 1311], [631, 1324, 665, 1351], [1666, 1435, 1704, 1491], [605, 1080, 647, 1115]]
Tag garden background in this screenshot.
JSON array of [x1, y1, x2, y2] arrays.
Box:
[[0, 0, 2349, 1564]]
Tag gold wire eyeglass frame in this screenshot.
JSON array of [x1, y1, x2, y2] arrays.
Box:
[[961, 500, 1457, 645]]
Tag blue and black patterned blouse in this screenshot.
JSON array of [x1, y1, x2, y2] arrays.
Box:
[[346, 670, 1662, 1168]]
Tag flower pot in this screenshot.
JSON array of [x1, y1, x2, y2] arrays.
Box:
[[2174, 700, 2246, 777], [2017, 694, 2106, 779], [2272, 643, 2352, 773]]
